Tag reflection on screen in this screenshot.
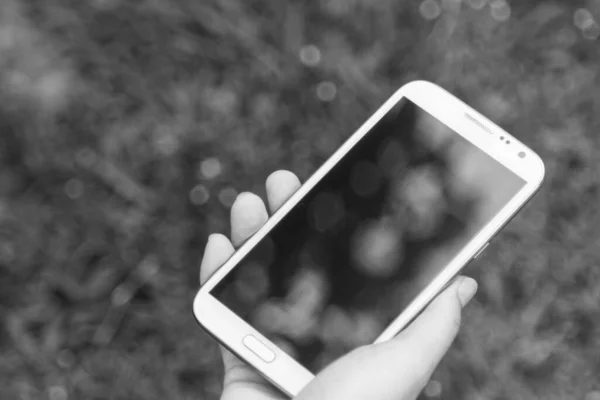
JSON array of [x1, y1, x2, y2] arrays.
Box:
[[211, 99, 525, 373]]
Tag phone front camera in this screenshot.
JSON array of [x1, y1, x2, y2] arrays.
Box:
[[518, 151, 526, 159]]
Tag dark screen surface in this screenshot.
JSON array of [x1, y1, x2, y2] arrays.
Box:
[[211, 99, 525, 373]]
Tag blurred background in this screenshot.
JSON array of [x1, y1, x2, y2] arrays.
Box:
[[1, 0, 600, 399]]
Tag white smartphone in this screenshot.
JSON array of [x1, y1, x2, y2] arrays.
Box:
[[193, 81, 545, 397]]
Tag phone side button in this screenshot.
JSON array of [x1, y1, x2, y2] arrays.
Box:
[[473, 242, 490, 260], [243, 335, 276, 363]]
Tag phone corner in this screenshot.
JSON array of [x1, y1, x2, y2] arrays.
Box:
[[396, 80, 446, 99], [192, 288, 211, 328], [400, 79, 434, 88]]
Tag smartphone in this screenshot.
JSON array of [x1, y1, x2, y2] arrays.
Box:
[[193, 81, 545, 397]]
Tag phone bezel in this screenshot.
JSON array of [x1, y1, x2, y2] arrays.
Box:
[[193, 80, 545, 397]]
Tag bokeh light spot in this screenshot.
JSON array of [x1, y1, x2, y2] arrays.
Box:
[[0, 242, 15, 263], [287, 268, 328, 311], [218, 187, 238, 207], [467, 0, 487, 10], [204, 87, 238, 115], [299, 45, 321, 67], [190, 185, 210, 206], [48, 386, 68, 400], [140, 255, 160, 278], [56, 350, 75, 369], [583, 23, 600, 40], [38, 71, 70, 110], [424, 380, 442, 397], [316, 81, 337, 102], [352, 220, 402, 278], [490, 0, 511, 22], [251, 93, 276, 120], [64, 179, 84, 199], [397, 167, 445, 239], [200, 157, 222, 179], [585, 391, 600, 400], [111, 286, 132, 306], [557, 27, 578, 47], [574, 8, 595, 31], [154, 133, 178, 156], [420, 0, 442, 21]]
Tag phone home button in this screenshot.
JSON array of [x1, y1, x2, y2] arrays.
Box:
[[243, 335, 276, 363]]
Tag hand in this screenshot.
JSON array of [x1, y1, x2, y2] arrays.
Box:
[[199, 170, 478, 400]]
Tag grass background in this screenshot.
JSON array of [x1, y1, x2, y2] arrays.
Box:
[[1, 0, 600, 399]]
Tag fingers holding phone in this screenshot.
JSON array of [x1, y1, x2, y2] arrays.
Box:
[[194, 81, 544, 397], [200, 178, 477, 400], [199, 171, 302, 400]]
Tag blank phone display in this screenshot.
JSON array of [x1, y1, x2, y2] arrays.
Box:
[[211, 99, 525, 373]]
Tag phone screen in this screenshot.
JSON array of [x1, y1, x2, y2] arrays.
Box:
[[211, 98, 525, 373]]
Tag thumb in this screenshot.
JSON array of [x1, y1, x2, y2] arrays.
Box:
[[394, 276, 478, 372], [297, 276, 477, 400]]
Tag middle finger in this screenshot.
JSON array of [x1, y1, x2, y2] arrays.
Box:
[[230, 192, 269, 247]]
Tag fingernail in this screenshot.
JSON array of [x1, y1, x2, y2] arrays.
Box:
[[457, 277, 478, 307]]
